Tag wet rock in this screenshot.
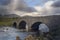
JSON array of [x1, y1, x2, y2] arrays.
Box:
[[16, 36, 20, 40], [25, 35, 35, 40]]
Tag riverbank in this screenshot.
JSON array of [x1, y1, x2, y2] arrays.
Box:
[[0, 17, 18, 26]]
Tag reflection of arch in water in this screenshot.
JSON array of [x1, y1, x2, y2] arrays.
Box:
[[13, 22, 17, 28], [31, 22, 42, 31], [19, 21, 26, 29]]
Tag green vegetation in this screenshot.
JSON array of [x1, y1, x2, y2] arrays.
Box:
[[0, 17, 18, 26]]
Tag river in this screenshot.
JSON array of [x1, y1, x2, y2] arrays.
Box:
[[0, 27, 36, 40]]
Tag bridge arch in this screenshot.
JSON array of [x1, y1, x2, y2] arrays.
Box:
[[18, 20, 27, 29], [31, 22, 42, 31], [31, 21, 49, 32], [13, 22, 17, 28]]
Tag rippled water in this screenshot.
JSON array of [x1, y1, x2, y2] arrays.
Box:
[[0, 27, 36, 40]]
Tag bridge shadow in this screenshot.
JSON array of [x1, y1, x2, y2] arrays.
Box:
[[13, 22, 17, 28], [19, 21, 26, 29], [31, 22, 42, 32]]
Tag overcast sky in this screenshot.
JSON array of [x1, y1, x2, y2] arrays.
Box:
[[0, 0, 60, 16]]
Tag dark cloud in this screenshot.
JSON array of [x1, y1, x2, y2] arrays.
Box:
[[15, 0, 37, 13], [0, 0, 11, 15], [51, 0, 60, 7], [0, 0, 37, 16], [0, 0, 11, 5], [16, 7, 37, 13], [0, 7, 9, 15]]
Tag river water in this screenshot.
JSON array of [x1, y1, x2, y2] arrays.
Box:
[[0, 27, 36, 40]]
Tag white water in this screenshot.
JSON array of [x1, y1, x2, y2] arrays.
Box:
[[0, 27, 36, 40]]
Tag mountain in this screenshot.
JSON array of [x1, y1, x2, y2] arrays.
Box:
[[0, 14, 19, 18]]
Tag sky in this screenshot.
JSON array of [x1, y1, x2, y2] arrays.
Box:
[[24, 0, 48, 7], [0, 0, 60, 17]]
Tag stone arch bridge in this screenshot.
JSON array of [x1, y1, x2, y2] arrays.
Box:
[[12, 15, 60, 31]]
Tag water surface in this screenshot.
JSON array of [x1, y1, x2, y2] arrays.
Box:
[[0, 27, 35, 40]]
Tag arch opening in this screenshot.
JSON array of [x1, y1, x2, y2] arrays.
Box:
[[31, 22, 42, 31], [19, 21, 26, 29], [13, 22, 17, 28]]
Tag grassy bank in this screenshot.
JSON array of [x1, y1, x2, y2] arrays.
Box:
[[0, 17, 18, 26]]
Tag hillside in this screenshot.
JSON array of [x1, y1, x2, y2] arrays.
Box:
[[0, 14, 20, 18]]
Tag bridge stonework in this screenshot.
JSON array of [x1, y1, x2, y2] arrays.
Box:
[[13, 15, 60, 31]]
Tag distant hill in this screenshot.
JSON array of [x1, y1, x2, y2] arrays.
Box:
[[0, 14, 20, 18]]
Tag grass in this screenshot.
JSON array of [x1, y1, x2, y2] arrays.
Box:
[[0, 17, 18, 26]]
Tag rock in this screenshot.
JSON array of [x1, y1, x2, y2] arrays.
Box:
[[16, 36, 20, 40], [25, 35, 35, 40]]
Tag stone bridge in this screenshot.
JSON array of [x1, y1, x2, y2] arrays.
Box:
[[12, 15, 60, 31]]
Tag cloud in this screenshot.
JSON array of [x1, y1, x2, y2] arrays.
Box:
[[51, 0, 60, 7], [0, 0, 37, 16], [16, 7, 37, 13], [0, 0, 13, 15], [0, 7, 8, 15], [0, 0, 11, 5], [15, 0, 37, 12], [33, 0, 60, 16], [0, 0, 60, 17], [14, 0, 60, 17]]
